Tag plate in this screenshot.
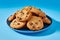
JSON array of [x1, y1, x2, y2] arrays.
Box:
[[7, 15, 52, 33]]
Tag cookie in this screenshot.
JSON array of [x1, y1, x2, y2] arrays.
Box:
[[16, 10, 32, 22], [27, 16, 44, 31], [10, 19, 26, 29], [42, 17, 51, 24], [22, 6, 32, 12], [8, 13, 16, 21], [30, 7, 46, 17]]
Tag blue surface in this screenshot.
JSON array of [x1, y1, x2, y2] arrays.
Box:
[[0, 0, 60, 40]]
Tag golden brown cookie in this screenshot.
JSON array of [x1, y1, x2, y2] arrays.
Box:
[[8, 13, 16, 21], [27, 16, 44, 31], [30, 7, 46, 17], [10, 19, 26, 29], [16, 10, 32, 22], [42, 17, 51, 24], [22, 6, 32, 12]]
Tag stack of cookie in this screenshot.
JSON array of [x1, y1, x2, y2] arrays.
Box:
[[8, 6, 51, 31]]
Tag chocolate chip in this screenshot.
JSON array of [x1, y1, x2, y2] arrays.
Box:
[[14, 21, 16, 22], [20, 18, 22, 20], [35, 22, 38, 24], [30, 23, 33, 25], [38, 27, 40, 28], [17, 17, 22, 20], [33, 26, 35, 28], [17, 17, 19, 18], [22, 13, 24, 14], [17, 23, 20, 25], [39, 20, 41, 21], [26, 16, 28, 17], [27, 12, 29, 14], [41, 17, 44, 19]]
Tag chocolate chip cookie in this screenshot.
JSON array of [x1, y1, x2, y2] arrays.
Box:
[[16, 10, 32, 22], [27, 16, 44, 31], [42, 17, 51, 24], [10, 19, 26, 29], [30, 7, 46, 17], [8, 13, 16, 21]]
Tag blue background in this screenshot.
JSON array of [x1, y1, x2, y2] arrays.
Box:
[[0, 0, 60, 40]]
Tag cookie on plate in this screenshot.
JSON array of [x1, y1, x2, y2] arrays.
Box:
[[27, 16, 44, 31], [8, 13, 16, 21], [16, 10, 32, 22], [42, 17, 51, 24], [30, 7, 46, 17], [22, 6, 32, 12], [10, 19, 26, 29]]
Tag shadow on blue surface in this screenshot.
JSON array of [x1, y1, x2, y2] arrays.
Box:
[[17, 19, 60, 37]]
